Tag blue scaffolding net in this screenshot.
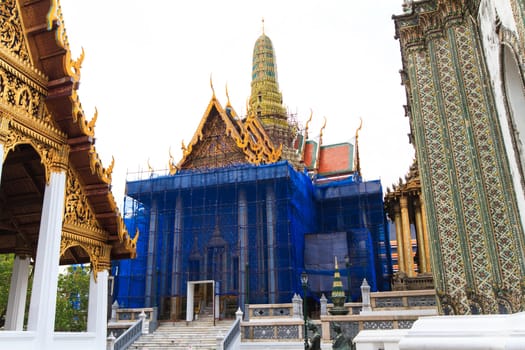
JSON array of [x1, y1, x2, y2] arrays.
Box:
[[112, 161, 392, 319]]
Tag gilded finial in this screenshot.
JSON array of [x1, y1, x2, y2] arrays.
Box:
[[181, 140, 187, 152], [305, 109, 313, 140], [225, 83, 231, 106], [354, 117, 363, 176], [335, 256, 339, 269], [147, 158, 153, 173], [355, 117, 363, 138], [107, 156, 114, 178], [169, 147, 178, 175], [87, 107, 98, 134], [319, 116, 327, 141], [210, 73, 215, 99], [262, 18, 265, 34]]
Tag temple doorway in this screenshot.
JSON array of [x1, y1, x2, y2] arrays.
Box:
[[186, 280, 218, 322]]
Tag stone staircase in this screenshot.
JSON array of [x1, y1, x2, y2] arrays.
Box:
[[129, 307, 234, 350]]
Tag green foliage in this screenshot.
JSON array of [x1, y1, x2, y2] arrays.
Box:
[[0, 257, 90, 331], [0, 254, 14, 325], [54, 265, 91, 332]]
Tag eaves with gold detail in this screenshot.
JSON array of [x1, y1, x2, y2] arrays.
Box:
[[0, 0, 137, 268]]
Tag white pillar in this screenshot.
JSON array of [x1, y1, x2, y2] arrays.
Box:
[[5, 255, 30, 330], [27, 171, 67, 341], [139, 310, 148, 334], [360, 279, 372, 313], [235, 307, 243, 321], [87, 269, 109, 348], [186, 282, 194, 322]]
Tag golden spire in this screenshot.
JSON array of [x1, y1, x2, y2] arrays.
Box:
[[248, 26, 287, 120], [262, 18, 265, 34]]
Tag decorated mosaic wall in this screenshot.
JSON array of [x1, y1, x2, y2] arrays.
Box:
[[395, 0, 525, 315]]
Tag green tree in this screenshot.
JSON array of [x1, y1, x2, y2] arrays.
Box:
[[0, 254, 14, 327], [54, 264, 90, 332]]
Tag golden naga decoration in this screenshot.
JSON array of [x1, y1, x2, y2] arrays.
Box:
[[116, 215, 138, 258], [168, 147, 179, 175], [48, 0, 84, 84], [89, 145, 112, 184], [85, 107, 98, 136], [319, 116, 327, 142], [304, 109, 313, 140]]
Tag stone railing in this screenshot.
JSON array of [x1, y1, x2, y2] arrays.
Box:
[[218, 309, 243, 350], [113, 307, 156, 323], [370, 289, 436, 310], [108, 317, 143, 350], [240, 280, 437, 344], [107, 303, 157, 339], [247, 303, 295, 320]]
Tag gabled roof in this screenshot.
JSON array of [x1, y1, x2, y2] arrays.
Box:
[[175, 94, 281, 171]]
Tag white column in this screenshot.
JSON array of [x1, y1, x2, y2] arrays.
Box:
[[87, 269, 108, 349], [186, 282, 194, 322], [27, 171, 67, 340], [266, 184, 276, 304], [5, 255, 30, 330]]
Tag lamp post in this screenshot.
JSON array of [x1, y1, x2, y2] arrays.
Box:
[[344, 255, 352, 302], [301, 271, 308, 350]]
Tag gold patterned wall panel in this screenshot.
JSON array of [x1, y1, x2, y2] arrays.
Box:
[[61, 167, 112, 274], [0, 0, 31, 64]]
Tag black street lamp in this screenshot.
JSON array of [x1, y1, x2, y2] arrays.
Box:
[[301, 271, 309, 350], [344, 255, 352, 302]]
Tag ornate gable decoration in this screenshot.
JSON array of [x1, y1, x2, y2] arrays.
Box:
[[175, 96, 282, 172], [64, 166, 102, 230], [0, 0, 30, 63]]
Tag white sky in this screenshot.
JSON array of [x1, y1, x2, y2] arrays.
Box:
[[59, 0, 414, 206]]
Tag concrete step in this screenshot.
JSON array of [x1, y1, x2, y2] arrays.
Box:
[[129, 319, 235, 350]]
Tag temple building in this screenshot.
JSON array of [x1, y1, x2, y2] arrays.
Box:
[[0, 1, 136, 350], [384, 160, 433, 290], [112, 29, 393, 321]]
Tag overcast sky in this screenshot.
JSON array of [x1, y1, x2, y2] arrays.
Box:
[[60, 0, 414, 206]]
